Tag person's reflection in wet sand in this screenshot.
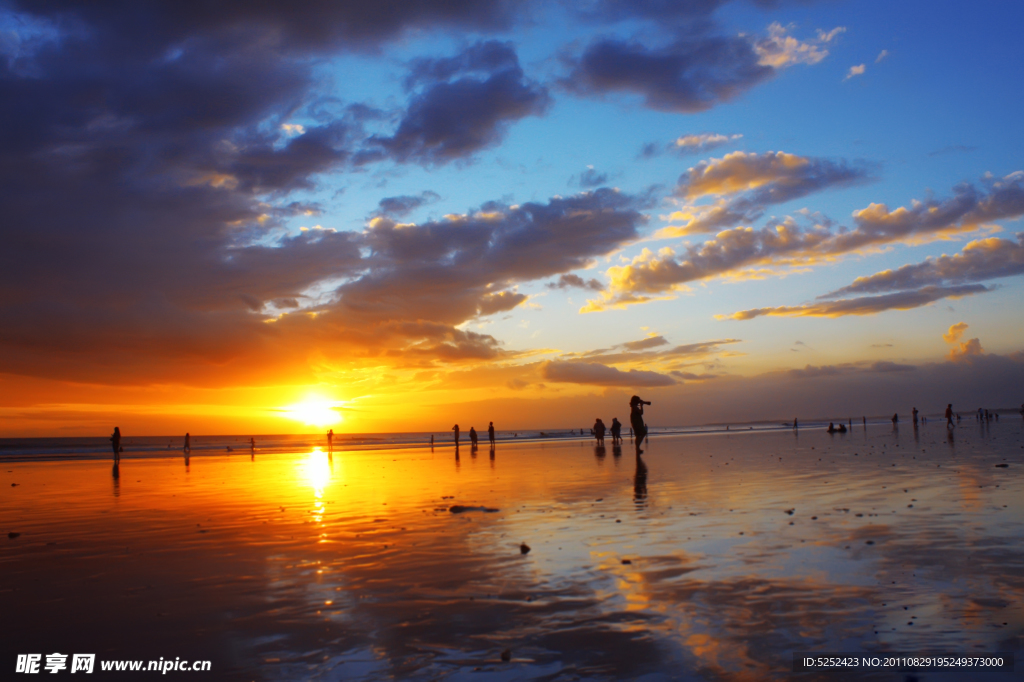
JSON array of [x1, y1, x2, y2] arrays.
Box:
[[594, 444, 606, 463], [633, 455, 648, 507], [612, 443, 622, 460], [946, 427, 955, 447], [111, 462, 120, 496]]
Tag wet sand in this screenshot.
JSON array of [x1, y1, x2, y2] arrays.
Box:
[[2, 423, 1022, 680]]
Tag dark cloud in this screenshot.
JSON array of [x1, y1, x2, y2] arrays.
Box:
[[822, 234, 1024, 298], [562, 35, 773, 113], [547, 274, 605, 291], [542, 361, 676, 387], [376, 191, 441, 217], [788, 361, 915, 379], [10, 1, 519, 56], [722, 285, 990, 321], [371, 41, 550, 164], [621, 335, 669, 351], [576, 166, 609, 188]]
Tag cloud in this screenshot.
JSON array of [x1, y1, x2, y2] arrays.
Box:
[[542, 360, 676, 387], [376, 191, 441, 217], [875, 49, 889, 63], [371, 41, 550, 164], [843, 64, 865, 81], [822, 234, 1024, 298], [942, 322, 984, 361], [754, 23, 845, 68], [943, 322, 969, 344], [948, 338, 984, 361], [661, 151, 871, 235], [586, 173, 1024, 310], [547, 274, 604, 291], [562, 34, 771, 113], [575, 165, 609, 188], [786, 360, 915, 378], [678, 151, 869, 202], [672, 132, 744, 156], [621, 335, 670, 351], [478, 291, 528, 315], [720, 285, 990, 320]]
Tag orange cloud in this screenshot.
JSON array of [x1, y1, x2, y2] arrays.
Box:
[[943, 322, 969, 343]]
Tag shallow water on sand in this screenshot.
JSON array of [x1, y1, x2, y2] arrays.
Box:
[[2, 423, 1022, 680]]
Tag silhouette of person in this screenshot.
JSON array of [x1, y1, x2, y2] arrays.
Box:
[[912, 407, 919, 425], [838, 423, 847, 433], [183, 432, 191, 455], [610, 418, 622, 444], [111, 427, 122, 461], [630, 395, 651, 454], [327, 429, 334, 454], [469, 427, 478, 448], [593, 418, 606, 444], [430, 434, 434, 449], [793, 418, 798, 430], [452, 424, 460, 447], [249, 437, 255, 451], [827, 422, 836, 434], [891, 413, 899, 424], [945, 404, 954, 428], [488, 421, 495, 445]]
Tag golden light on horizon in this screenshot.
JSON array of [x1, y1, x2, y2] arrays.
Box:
[[281, 397, 345, 428]]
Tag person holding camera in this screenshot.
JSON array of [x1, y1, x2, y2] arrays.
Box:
[[629, 395, 651, 454]]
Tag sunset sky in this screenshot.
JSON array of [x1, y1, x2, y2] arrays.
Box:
[[2, 0, 1023, 436]]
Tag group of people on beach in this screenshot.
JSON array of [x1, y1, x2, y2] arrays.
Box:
[[593, 395, 650, 454], [450, 422, 496, 449]]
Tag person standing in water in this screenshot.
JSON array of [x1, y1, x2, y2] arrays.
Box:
[[452, 424, 460, 448], [469, 427, 478, 448], [488, 422, 495, 446], [184, 432, 191, 455], [945, 404, 954, 428], [630, 395, 651, 454], [111, 427, 122, 461], [327, 429, 334, 455]]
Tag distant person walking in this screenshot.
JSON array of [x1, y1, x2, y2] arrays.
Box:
[[945, 404, 954, 428], [593, 418, 606, 444], [469, 427, 478, 447], [184, 432, 191, 455], [891, 413, 899, 425], [488, 422, 495, 445], [110, 427, 122, 461], [327, 429, 333, 455], [630, 395, 651, 454], [452, 424, 460, 448], [610, 418, 622, 444], [793, 418, 798, 430], [912, 407, 919, 425]]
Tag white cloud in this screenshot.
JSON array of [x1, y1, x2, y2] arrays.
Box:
[[875, 49, 889, 63], [844, 64, 866, 81], [756, 23, 845, 68]]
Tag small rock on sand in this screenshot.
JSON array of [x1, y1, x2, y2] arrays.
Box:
[[994, 464, 1008, 468], [520, 543, 531, 554], [449, 505, 499, 513], [8, 532, 21, 539], [501, 648, 511, 662]]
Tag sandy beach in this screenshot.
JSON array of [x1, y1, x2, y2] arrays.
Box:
[[2, 422, 1021, 680]]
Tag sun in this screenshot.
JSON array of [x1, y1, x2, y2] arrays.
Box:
[[281, 398, 344, 428]]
